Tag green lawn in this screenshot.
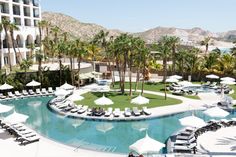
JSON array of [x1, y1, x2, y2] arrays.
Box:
[[112, 82, 200, 100], [75, 91, 182, 110], [229, 85, 236, 99]]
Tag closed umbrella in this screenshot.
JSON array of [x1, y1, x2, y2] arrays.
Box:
[[3, 111, 29, 124], [131, 95, 149, 105], [129, 133, 165, 155], [206, 74, 219, 79], [94, 95, 113, 105], [179, 115, 206, 128], [54, 88, 70, 97], [26, 80, 41, 87], [0, 104, 13, 113], [0, 83, 13, 90], [60, 82, 75, 90], [203, 107, 229, 118]]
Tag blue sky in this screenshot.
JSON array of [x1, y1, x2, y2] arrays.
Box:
[[41, 0, 236, 33]]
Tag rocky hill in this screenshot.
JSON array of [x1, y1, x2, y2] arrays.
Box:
[[42, 12, 236, 44]]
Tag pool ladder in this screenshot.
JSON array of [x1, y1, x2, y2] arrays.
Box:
[[74, 139, 116, 152]]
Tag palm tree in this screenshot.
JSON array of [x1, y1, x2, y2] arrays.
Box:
[[87, 43, 101, 71], [169, 36, 180, 74], [26, 43, 35, 59], [34, 49, 44, 84], [9, 23, 20, 64], [0, 23, 3, 70], [2, 19, 12, 71], [200, 37, 211, 55], [50, 26, 60, 62], [20, 58, 33, 84], [56, 40, 67, 85]]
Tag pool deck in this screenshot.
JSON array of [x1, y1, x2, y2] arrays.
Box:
[[0, 86, 228, 157]]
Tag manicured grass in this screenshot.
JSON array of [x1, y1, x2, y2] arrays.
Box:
[[229, 85, 236, 99], [75, 91, 182, 110], [112, 82, 200, 99]]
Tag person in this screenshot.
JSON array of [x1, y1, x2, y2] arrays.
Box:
[[128, 152, 134, 157]]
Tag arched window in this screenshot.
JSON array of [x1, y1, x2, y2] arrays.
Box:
[[25, 35, 33, 47], [16, 35, 24, 48]]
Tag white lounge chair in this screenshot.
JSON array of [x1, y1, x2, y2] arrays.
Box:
[[14, 91, 22, 97], [142, 107, 151, 115], [41, 88, 48, 95], [22, 90, 29, 96], [7, 92, 15, 98], [28, 89, 35, 95], [124, 107, 131, 117], [113, 108, 121, 117], [0, 93, 6, 99], [132, 107, 141, 116], [77, 106, 88, 114], [36, 88, 41, 95], [70, 105, 82, 113], [48, 87, 53, 93], [104, 107, 113, 117]]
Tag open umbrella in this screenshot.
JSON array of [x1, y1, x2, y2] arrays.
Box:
[[54, 88, 70, 97], [66, 93, 84, 101], [0, 104, 13, 113], [131, 95, 149, 105], [206, 74, 219, 79], [94, 95, 113, 105], [203, 107, 229, 118], [0, 83, 13, 90], [166, 78, 179, 83], [60, 82, 75, 90], [129, 133, 165, 155], [96, 122, 114, 133], [3, 111, 29, 124], [26, 80, 41, 87], [220, 77, 235, 82], [169, 75, 182, 80], [179, 115, 206, 128], [220, 80, 236, 85]]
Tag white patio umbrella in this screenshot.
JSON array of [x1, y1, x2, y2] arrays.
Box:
[[0, 83, 13, 90], [169, 75, 182, 80], [131, 95, 149, 105], [179, 115, 206, 128], [203, 107, 229, 118], [54, 88, 70, 97], [26, 80, 41, 87], [94, 95, 113, 105], [129, 133, 165, 155], [96, 123, 114, 133], [66, 93, 84, 101], [220, 77, 235, 82], [3, 111, 29, 124], [166, 78, 179, 83], [0, 104, 13, 113], [206, 74, 219, 79], [60, 82, 75, 90], [220, 80, 236, 85]]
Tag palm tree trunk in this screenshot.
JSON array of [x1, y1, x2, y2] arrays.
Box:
[[163, 58, 167, 82], [115, 56, 121, 89], [172, 46, 176, 74], [135, 67, 140, 91], [59, 57, 62, 86], [70, 56, 73, 85], [10, 33, 19, 64], [38, 58, 42, 84], [129, 54, 133, 96], [4, 29, 12, 71], [0, 35, 2, 70], [77, 57, 81, 89]]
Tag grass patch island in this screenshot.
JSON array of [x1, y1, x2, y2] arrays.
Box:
[[75, 92, 182, 110]]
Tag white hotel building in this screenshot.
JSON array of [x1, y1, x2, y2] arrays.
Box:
[[0, 0, 41, 67]]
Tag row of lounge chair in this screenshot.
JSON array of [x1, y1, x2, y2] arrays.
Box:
[[0, 87, 55, 99], [0, 120, 40, 145], [50, 98, 152, 118], [172, 119, 236, 154]]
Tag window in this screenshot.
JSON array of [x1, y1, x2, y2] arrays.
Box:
[[13, 5, 20, 15]]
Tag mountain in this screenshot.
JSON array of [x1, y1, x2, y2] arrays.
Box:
[[42, 12, 236, 45], [42, 12, 121, 40]]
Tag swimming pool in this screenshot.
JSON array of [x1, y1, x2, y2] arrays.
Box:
[[1, 96, 235, 154], [183, 85, 217, 93]]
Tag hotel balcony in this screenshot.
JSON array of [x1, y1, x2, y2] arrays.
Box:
[[23, 7, 30, 17], [13, 5, 21, 15], [0, 2, 9, 14]]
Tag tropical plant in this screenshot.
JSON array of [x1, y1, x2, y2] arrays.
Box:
[[200, 37, 211, 55], [169, 36, 180, 74], [19, 58, 33, 84]]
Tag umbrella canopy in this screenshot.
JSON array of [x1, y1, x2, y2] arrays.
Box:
[[220, 80, 236, 85], [66, 93, 84, 101], [129, 133, 165, 155], [0, 104, 13, 113], [179, 115, 206, 128], [203, 107, 229, 118], [169, 75, 182, 80], [131, 95, 149, 105], [206, 74, 219, 79], [60, 82, 75, 90], [54, 88, 70, 97], [220, 77, 235, 82], [3, 111, 29, 124], [0, 83, 13, 90], [26, 80, 41, 87], [94, 95, 113, 105], [166, 78, 179, 83], [96, 122, 114, 133]]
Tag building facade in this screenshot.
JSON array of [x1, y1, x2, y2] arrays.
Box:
[[0, 0, 41, 67]]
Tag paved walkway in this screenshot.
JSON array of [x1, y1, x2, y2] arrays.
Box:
[[0, 85, 225, 157]]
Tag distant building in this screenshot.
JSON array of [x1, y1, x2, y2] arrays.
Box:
[[0, 0, 41, 67]]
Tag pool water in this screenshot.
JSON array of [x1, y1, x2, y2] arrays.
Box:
[[183, 86, 216, 93], [1, 96, 235, 154]]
